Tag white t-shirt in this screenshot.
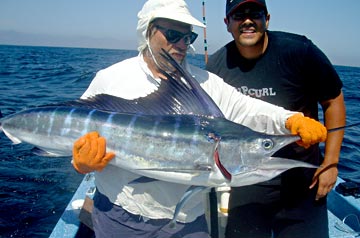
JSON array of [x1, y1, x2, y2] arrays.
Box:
[[81, 53, 295, 223]]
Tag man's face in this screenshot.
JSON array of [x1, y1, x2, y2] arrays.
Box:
[[225, 4, 269, 48], [148, 19, 195, 66]]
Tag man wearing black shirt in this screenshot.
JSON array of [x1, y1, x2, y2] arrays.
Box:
[[206, 0, 346, 237]]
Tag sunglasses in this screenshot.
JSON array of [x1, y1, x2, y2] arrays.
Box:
[[155, 25, 198, 45], [231, 10, 265, 21]]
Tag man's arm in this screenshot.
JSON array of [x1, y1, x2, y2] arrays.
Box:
[[310, 91, 346, 200]]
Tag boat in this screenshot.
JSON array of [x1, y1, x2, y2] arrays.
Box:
[[49, 173, 360, 238]]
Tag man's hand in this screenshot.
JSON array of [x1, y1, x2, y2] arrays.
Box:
[[310, 163, 338, 200], [286, 113, 327, 148], [72, 131, 115, 174]]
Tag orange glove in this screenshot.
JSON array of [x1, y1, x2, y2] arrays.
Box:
[[286, 113, 327, 148], [72, 131, 115, 174]]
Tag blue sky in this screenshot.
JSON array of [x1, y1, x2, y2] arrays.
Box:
[[0, 0, 359, 67]]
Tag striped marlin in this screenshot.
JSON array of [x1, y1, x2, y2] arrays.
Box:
[[1, 104, 314, 187], [0, 51, 317, 225]]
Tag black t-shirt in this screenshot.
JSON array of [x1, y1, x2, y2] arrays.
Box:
[[207, 31, 342, 118], [206, 31, 343, 166]]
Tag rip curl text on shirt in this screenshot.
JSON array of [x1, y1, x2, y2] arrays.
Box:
[[237, 86, 277, 98]]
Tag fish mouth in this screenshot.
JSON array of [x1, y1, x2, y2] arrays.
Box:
[[259, 156, 318, 170], [268, 134, 301, 155], [229, 156, 318, 187]]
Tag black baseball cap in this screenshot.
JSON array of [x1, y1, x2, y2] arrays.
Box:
[[226, 0, 267, 16]]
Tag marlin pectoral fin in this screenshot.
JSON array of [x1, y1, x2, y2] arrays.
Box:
[[259, 157, 318, 169], [128, 176, 158, 184], [168, 185, 208, 229]]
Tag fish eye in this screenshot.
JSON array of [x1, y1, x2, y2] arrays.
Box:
[[262, 139, 274, 150]]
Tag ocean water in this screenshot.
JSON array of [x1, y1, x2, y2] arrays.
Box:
[[0, 45, 359, 237]]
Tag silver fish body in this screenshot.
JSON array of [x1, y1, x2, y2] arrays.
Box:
[[0, 106, 316, 187]]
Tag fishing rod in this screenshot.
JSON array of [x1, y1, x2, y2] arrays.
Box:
[[202, 0, 208, 64], [328, 122, 360, 133]]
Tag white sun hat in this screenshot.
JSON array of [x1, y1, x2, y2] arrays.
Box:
[[137, 0, 206, 52]]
